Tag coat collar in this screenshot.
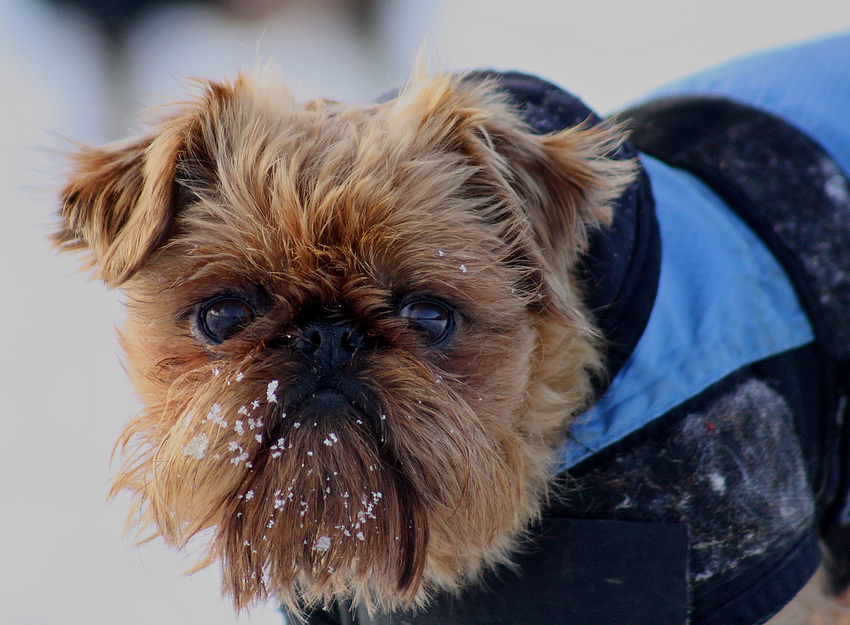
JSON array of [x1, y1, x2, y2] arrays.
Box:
[[479, 70, 661, 388]]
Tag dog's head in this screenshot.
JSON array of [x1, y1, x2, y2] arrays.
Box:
[[55, 71, 632, 613]]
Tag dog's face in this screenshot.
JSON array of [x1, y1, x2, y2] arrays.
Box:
[[55, 72, 632, 613]]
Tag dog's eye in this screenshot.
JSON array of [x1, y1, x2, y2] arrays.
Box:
[[399, 300, 455, 346], [198, 297, 256, 344]]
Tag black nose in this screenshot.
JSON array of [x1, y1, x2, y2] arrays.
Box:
[[291, 319, 367, 370]]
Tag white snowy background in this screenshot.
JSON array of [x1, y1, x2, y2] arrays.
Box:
[[3, 0, 850, 623]]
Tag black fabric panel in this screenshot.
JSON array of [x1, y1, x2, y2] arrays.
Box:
[[358, 518, 689, 625], [288, 604, 352, 625], [697, 534, 821, 625]]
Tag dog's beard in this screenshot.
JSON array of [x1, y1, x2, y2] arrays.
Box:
[[114, 348, 529, 613]]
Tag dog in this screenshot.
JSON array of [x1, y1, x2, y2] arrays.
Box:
[[54, 34, 850, 625]]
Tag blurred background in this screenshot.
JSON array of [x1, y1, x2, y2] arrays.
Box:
[[3, 0, 850, 623]]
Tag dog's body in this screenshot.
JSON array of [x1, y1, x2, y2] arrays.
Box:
[[55, 34, 850, 625]]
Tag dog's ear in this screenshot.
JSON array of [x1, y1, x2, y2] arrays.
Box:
[[479, 113, 634, 317], [55, 124, 186, 287], [54, 81, 235, 287], [394, 73, 635, 323]]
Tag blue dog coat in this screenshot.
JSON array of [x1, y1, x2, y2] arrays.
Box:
[[291, 34, 850, 625]]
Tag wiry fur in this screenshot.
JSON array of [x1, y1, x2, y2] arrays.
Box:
[[55, 70, 634, 616]]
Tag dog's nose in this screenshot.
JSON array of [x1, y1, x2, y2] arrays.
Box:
[[291, 319, 367, 370]]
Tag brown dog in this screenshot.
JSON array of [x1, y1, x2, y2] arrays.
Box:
[[54, 71, 633, 616]]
